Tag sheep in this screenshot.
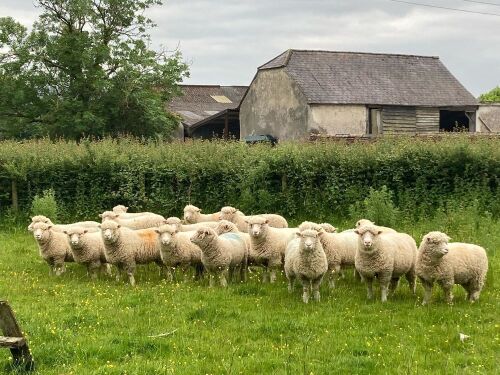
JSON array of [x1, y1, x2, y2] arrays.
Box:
[[165, 217, 219, 232], [63, 227, 111, 279], [99, 220, 165, 286], [319, 223, 337, 233], [285, 229, 328, 303], [219, 206, 288, 232], [31, 222, 74, 275], [355, 219, 397, 233], [246, 216, 297, 283], [28, 215, 100, 233], [112, 205, 157, 219], [416, 231, 488, 305], [298, 221, 359, 287], [155, 224, 204, 282], [354, 225, 417, 302], [99, 211, 165, 229], [183, 205, 221, 224], [190, 227, 248, 287]]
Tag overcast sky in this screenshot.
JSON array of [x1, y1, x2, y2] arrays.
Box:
[[2, 0, 499, 96]]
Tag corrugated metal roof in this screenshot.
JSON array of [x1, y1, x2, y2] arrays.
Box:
[[167, 85, 247, 127], [259, 49, 477, 107]]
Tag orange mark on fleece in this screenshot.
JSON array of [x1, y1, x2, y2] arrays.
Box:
[[138, 230, 157, 245]]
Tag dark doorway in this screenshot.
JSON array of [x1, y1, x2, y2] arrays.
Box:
[[439, 110, 469, 132]]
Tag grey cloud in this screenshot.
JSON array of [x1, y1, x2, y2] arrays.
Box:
[[1, 0, 499, 95]]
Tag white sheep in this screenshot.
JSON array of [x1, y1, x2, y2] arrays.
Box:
[[285, 229, 328, 303], [112, 205, 157, 219], [190, 227, 248, 287], [155, 224, 204, 281], [165, 217, 219, 232], [99, 211, 165, 229], [215, 220, 252, 254], [354, 224, 417, 302], [31, 222, 74, 275], [183, 205, 221, 224], [220, 206, 288, 232], [298, 221, 359, 288], [28, 215, 100, 233], [99, 220, 165, 286], [416, 231, 488, 304], [355, 219, 397, 233], [63, 227, 111, 279], [246, 216, 297, 283]]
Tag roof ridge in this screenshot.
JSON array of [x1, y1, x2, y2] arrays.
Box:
[[288, 49, 440, 59]]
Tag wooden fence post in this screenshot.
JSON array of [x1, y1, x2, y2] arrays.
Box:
[[11, 180, 18, 212]]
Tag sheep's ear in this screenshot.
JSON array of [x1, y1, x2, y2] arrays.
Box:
[[231, 208, 237, 213], [331, 227, 337, 233], [354, 229, 359, 234], [154, 229, 160, 234], [427, 237, 432, 243], [196, 208, 201, 212], [98, 213, 103, 218], [63, 230, 68, 234], [356, 221, 360, 227], [377, 230, 382, 235], [296, 232, 303, 238], [47, 225, 52, 230]]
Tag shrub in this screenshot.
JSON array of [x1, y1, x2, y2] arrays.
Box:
[[31, 189, 58, 221], [349, 186, 400, 227]]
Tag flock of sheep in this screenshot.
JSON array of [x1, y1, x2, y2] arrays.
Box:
[[28, 204, 488, 304]]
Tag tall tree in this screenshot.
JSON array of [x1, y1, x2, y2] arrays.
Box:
[[0, 0, 189, 139]]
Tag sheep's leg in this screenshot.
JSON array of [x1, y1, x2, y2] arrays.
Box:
[[165, 267, 174, 282], [312, 276, 323, 302], [240, 257, 248, 283], [389, 277, 400, 295], [269, 268, 277, 284], [208, 273, 215, 288], [125, 264, 136, 286], [88, 262, 100, 280], [262, 268, 270, 283], [354, 268, 362, 281], [101, 263, 112, 277], [438, 279, 454, 304], [219, 270, 228, 287], [300, 278, 311, 304], [194, 264, 204, 281], [54, 261, 65, 276], [287, 274, 295, 293], [228, 266, 235, 283], [466, 280, 481, 302], [379, 273, 391, 302], [405, 269, 417, 295], [365, 277, 374, 300], [329, 265, 341, 289], [115, 266, 123, 282], [420, 278, 433, 305]]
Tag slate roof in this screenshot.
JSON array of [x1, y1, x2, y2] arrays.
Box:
[[259, 49, 477, 107], [168, 85, 248, 126]]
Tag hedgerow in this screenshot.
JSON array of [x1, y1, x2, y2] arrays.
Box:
[[0, 135, 498, 222]]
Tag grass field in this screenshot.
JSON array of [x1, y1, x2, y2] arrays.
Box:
[[0, 215, 498, 374]]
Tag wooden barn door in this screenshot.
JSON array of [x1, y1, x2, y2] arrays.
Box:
[[381, 106, 416, 134]]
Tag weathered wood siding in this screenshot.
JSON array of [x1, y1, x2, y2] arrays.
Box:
[[382, 106, 416, 134], [416, 108, 440, 133]]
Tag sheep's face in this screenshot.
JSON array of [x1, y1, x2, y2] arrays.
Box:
[[356, 219, 374, 228], [99, 211, 119, 222], [246, 216, 268, 238], [155, 225, 178, 246], [423, 232, 450, 258], [354, 225, 382, 251], [32, 222, 52, 242], [64, 228, 88, 246], [183, 205, 200, 224], [190, 228, 215, 245], [100, 221, 121, 243], [113, 205, 128, 214], [220, 206, 238, 222], [216, 220, 237, 235], [298, 230, 319, 251]]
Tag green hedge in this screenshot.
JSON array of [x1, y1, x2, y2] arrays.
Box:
[[0, 136, 499, 222]]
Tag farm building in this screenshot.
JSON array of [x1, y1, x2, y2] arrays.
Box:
[[240, 49, 479, 140], [167, 85, 247, 139], [477, 104, 500, 133]]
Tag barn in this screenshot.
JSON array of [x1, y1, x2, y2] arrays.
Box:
[[239, 49, 479, 140], [167, 85, 247, 139]]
